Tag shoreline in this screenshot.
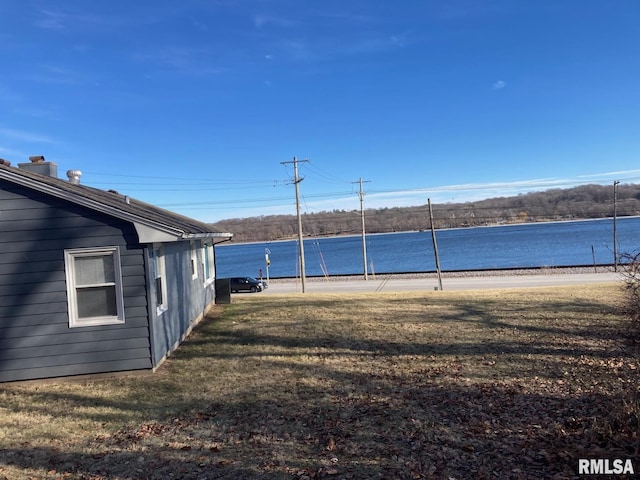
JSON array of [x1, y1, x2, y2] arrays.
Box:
[[216, 216, 638, 246], [265, 265, 619, 283]]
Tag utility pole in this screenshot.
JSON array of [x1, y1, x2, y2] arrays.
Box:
[[428, 198, 443, 291], [281, 156, 308, 292], [353, 177, 371, 280], [613, 180, 620, 272]]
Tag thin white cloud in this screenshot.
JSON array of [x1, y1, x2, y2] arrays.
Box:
[[0, 146, 26, 158], [438, 3, 508, 20], [295, 175, 625, 216], [578, 169, 640, 180], [133, 47, 226, 76], [0, 84, 20, 103], [0, 127, 57, 144], [34, 8, 128, 32], [343, 32, 413, 55], [34, 9, 67, 30], [13, 106, 59, 119], [253, 14, 298, 29], [493, 80, 506, 90], [192, 170, 632, 223], [29, 64, 84, 86]]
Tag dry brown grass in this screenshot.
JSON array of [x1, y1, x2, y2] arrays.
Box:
[[0, 284, 638, 479]]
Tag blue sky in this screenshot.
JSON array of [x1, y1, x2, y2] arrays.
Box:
[[1, 1, 639, 222]]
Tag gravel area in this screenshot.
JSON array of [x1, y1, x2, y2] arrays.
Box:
[[266, 265, 618, 283]]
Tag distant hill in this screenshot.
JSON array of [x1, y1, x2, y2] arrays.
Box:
[[210, 183, 640, 243]]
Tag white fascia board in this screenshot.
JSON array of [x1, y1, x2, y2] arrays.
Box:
[[135, 227, 234, 244], [133, 223, 182, 243], [183, 232, 234, 244]]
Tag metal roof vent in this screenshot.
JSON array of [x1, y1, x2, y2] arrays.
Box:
[[66, 170, 82, 184]]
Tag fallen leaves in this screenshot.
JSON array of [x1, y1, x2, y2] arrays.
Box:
[[1, 286, 638, 479]]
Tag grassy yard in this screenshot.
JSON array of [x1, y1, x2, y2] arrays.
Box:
[[0, 284, 638, 479]]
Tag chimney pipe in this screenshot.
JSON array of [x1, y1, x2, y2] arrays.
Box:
[[18, 156, 58, 177], [66, 170, 82, 184]]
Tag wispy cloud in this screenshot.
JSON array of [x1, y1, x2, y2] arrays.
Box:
[[137, 47, 196, 70], [34, 8, 127, 32], [0, 145, 26, 158], [493, 80, 506, 90], [133, 47, 226, 76], [13, 106, 60, 119], [265, 30, 410, 66], [437, 3, 508, 20], [297, 175, 626, 216], [578, 169, 640, 180], [0, 127, 57, 144], [0, 84, 20, 103], [29, 64, 84, 85], [341, 31, 413, 56], [253, 14, 299, 29], [197, 172, 632, 222], [34, 9, 68, 31], [250, 6, 412, 65]]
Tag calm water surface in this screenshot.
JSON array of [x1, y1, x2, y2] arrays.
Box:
[[215, 217, 640, 278]]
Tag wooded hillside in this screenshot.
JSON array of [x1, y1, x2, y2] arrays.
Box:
[[210, 183, 640, 243]]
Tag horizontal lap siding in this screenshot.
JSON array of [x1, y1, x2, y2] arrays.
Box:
[[150, 241, 214, 366], [0, 358, 153, 383], [0, 181, 152, 382]]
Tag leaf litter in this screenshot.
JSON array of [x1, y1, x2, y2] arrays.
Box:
[[0, 285, 638, 479]]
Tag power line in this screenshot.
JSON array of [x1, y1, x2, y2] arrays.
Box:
[[303, 161, 352, 185]]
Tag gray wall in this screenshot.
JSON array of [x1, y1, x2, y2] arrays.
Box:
[[148, 241, 215, 366], [0, 180, 152, 382]]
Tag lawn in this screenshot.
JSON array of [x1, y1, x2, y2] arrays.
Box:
[[0, 284, 638, 479]]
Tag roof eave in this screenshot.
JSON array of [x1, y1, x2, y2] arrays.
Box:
[[0, 168, 231, 244], [182, 232, 234, 243], [134, 227, 234, 244]]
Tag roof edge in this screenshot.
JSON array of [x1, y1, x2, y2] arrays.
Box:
[[0, 165, 228, 242]]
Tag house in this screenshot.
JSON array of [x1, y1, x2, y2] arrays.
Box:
[[0, 156, 232, 383]]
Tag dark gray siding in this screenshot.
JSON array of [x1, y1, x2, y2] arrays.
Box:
[[0, 181, 152, 382]]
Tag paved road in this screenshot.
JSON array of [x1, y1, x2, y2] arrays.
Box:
[[257, 272, 622, 295]]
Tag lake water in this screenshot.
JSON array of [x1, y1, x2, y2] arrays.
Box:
[[215, 217, 640, 279]]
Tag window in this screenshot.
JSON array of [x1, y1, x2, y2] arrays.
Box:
[[152, 246, 168, 316], [190, 241, 198, 280], [202, 242, 215, 286], [64, 247, 125, 327]]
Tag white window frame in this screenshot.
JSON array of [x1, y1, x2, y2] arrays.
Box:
[[190, 241, 198, 280], [152, 245, 168, 316], [64, 246, 125, 328], [202, 242, 215, 287]]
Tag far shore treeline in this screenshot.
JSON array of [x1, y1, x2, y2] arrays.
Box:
[[210, 183, 640, 243]]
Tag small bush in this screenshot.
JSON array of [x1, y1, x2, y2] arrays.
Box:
[[620, 251, 640, 341]]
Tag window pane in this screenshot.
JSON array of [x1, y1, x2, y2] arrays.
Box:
[[203, 248, 210, 278], [75, 255, 115, 285], [77, 286, 117, 318], [155, 277, 164, 305]]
